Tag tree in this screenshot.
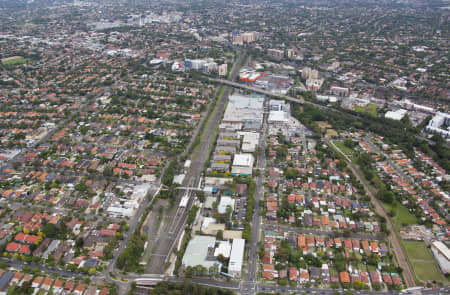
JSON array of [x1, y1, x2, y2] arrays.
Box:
[[377, 189, 394, 204], [196, 191, 205, 202], [42, 223, 59, 238], [216, 230, 223, 241]]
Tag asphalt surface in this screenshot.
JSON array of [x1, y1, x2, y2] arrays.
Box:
[[330, 140, 416, 288], [133, 276, 449, 295], [0, 257, 84, 279], [241, 101, 268, 295], [262, 225, 386, 241]]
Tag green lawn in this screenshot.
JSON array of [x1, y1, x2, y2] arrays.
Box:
[[365, 104, 379, 117], [381, 201, 418, 231], [403, 240, 448, 284]]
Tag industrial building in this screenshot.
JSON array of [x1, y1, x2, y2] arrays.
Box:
[[238, 131, 260, 153], [182, 235, 222, 271], [222, 94, 264, 130], [209, 94, 263, 176], [268, 100, 290, 126], [431, 241, 450, 274], [385, 109, 408, 121], [232, 153, 254, 176], [228, 239, 245, 278]]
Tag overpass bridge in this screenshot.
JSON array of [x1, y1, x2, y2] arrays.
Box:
[[210, 78, 305, 105]]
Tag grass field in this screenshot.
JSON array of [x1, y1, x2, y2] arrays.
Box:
[[403, 240, 448, 284], [1, 56, 27, 66], [381, 201, 418, 231]]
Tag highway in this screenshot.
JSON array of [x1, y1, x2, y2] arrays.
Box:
[[329, 140, 416, 288], [133, 276, 450, 295], [210, 78, 306, 106], [262, 225, 385, 241]]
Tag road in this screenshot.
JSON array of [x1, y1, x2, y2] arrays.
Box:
[[105, 186, 159, 294], [145, 52, 247, 275], [133, 276, 449, 295], [0, 257, 84, 279], [211, 78, 306, 106], [241, 99, 268, 295], [262, 225, 385, 241], [329, 140, 416, 288]]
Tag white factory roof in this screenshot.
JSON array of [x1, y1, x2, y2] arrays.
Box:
[[269, 99, 287, 110], [214, 241, 232, 258], [385, 109, 407, 121], [432, 241, 450, 261], [182, 235, 219, 269], [268, 110, 289, 123], [238, 131, 260, 153], [228, 94, 264, 110], [233, 153, 254, 167], [228, 238, 245, 275], [201, 217, 217, 231]]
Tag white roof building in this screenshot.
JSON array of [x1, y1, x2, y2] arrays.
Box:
[[238, 131, 260, 153], [431, 241, 450, 274], [214, 241, 232, 258], [228, 238, 245, 277], [182, 235, 221, 270], [268, 110, 289, 124], [426, 112, 450, 138], [233, 153, 254, 167], [385, 109, 407, 121], [232, 153, 254, 175], [432, 241, 450, 260]]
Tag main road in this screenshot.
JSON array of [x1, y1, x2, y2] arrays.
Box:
[[240, 99, 268, 295], [262, 224, 385, 241], [133, 277, 449, 295]]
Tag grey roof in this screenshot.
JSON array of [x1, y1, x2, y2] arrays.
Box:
[[0, 272, 14, 291], [182, 235, 220, 269]]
